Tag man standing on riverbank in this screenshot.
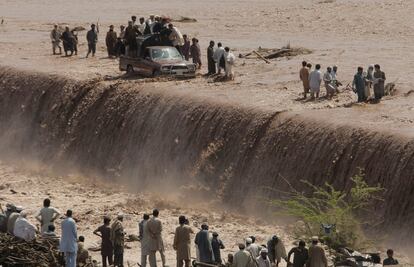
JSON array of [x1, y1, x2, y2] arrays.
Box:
[[308, 237, 327, 267], [60, 210, 78, 267], [50, 24, 62, 55], [147, 209, 166, 267], [299, 61, 310, 99], [36, 198, 60, 234], [94, 216, 113, 267], [309, 64, 322, 99], [111, 213, 125, 267], [140, 214, 150, 267], [174, 215, 194, 267], [207, 41, 216, 75], [86, 24, 98, 58], [353, 67, 366, 102]]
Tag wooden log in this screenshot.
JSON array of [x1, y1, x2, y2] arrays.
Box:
[[252, 50, 271, 64], [238, 52, 253, 58], [264, 49, 292, 59]]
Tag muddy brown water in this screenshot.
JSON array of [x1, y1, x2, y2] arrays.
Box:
[[0, 66, 413, 245]]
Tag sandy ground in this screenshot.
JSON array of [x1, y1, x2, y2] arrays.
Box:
[[0, 162, 296, 265], [0, 0, 414, 263], [0, 0, 413, 136]]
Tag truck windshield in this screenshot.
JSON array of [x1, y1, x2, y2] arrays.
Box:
[[151, 47, 182, 61]]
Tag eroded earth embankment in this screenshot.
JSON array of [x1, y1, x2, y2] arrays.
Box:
[[0, 67, 413, 241]]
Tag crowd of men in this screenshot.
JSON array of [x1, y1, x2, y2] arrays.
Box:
[[299, 61, 387, 103], [49, 15, 236, 80], [50, 15, 236, 80], [0, 200, 402, 267]]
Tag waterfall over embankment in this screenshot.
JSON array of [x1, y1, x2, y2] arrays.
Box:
[[0, 66, 413, 241]]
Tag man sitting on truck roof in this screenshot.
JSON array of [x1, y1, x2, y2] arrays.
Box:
[[168, 24, 184, 54]]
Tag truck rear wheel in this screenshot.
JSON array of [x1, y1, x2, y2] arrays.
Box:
[[126, 65, 134, 73]]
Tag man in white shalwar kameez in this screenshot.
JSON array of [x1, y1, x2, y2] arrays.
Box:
[[309, 64, 323, 99], [213, 43, 225, 74], [13, 211, 37, 241], [60, 210, 78, 267], [224, 47, 236, 80]]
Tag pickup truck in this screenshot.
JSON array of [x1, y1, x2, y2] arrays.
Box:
[[119, 45, 196, 78]]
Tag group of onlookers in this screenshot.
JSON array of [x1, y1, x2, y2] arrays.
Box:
[[0, 199, 402, 267], [299, 61, 387, 103], [50, 24, 98, 58], [49, 16, 238, 79], [206, 41, 236, 80]]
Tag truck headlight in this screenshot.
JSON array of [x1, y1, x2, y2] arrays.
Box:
[[161, 66, 171, 71]]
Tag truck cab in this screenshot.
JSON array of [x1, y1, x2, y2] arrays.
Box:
[[119, 35, 196, 78]]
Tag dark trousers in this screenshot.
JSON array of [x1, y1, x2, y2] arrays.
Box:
[[102, 253, 113, 267], [357, 89, 366, 102], [208, 58, 216, 74], [87, 43, 96, 56], [114, 245, 124, 267]]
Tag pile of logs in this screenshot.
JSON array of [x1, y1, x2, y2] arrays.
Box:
[[239, 47, 312, 63], [0, 233, 62, 267]]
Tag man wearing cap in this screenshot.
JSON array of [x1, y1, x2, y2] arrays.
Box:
[[257, 248, 271, 267], [13, 211, 37, 241], [233, 243, 252, 267], [246, 237, 260, 259], [147, 209, 166, 267], [86, 24, 98, 58], [288, 240, 308, 267], [60, 210, 78, 267], [174, 215, 194, 267], [267, 235, 287, 267], [308, 237, 327, 267], [211, 232, 225, 264], [111, 213, 125, 267]]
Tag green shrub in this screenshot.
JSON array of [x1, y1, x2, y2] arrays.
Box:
[[270, 171, 384, 250]]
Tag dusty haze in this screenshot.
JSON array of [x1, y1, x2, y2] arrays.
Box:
[[0, 0, 413, 263]]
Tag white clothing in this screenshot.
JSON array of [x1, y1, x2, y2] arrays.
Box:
[[60, 217, 78, 253], [331, 71, 337, 81], [309, 70, 322, 92], [14, 216, 37, 241], [138, 23, 147, 34], [37, 206, 60, 233], [323, 72, 332, 83], [213, 47, 225, 63], [225, 52, 236, 77], [170, 27, 184, 46], [119, 30, 125, 39]]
